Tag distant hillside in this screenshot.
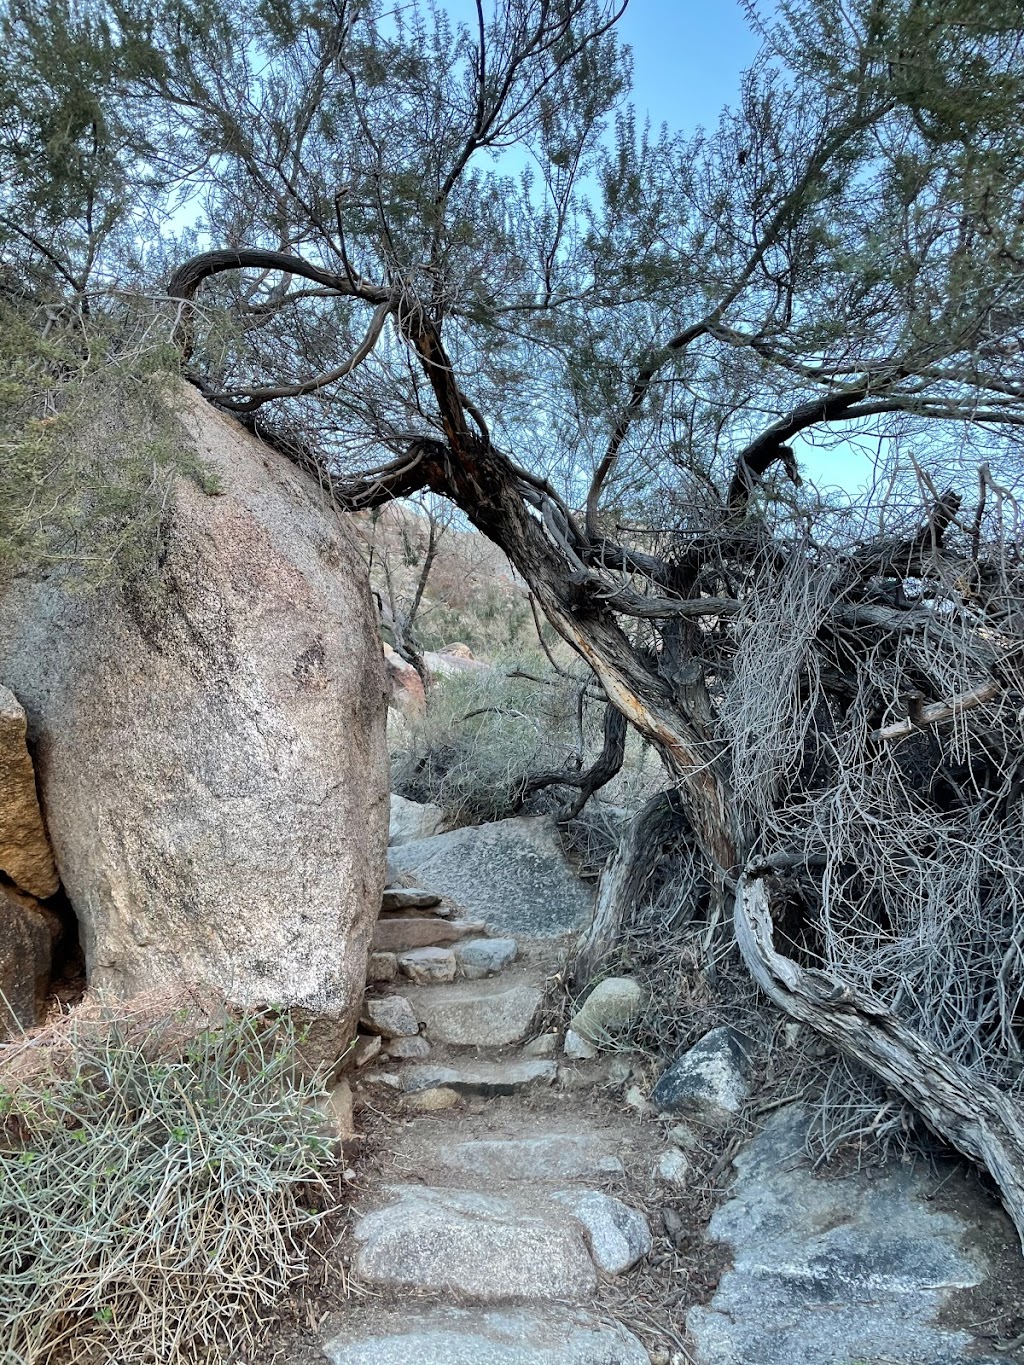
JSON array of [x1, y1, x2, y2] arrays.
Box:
[[355, 503, 561, 662]]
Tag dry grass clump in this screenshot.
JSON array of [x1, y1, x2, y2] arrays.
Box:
[[0, 994, 341, 1365]]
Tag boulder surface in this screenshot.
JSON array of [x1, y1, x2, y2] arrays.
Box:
[[0, 385, 389, 1064], [0, 685, 58, 898], [388, 815, 593, 937]]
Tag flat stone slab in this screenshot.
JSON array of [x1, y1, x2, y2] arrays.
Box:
[[402, 1059, 556, 1096], [323, 1308, 651, 1364], [456, 937, 518, 979], [353, 1185, 597, 1301], [408, 981, 543, 1047], [435, 1135, 623, 1182], [387, 816, 593, 938], [398, 946, 457, 984], [687, 1104, 1006, 1365], [381, 886, 444, 912], [372, 918, 487, 953]]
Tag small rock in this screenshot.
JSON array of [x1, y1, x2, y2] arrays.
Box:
[[366, 1071, 402, 1090], [455, 936, 518, 979], [564, 1029, 598, 1061], [624, 1084, 650, 1116], [352, 1033, 383, 1068], [668, 1122, 699, 1151], [569, 976, 643, 1044], [389, 793, 444, 846], [385, 1034, 431, 1060], [360, 995, 420, 1039], [523, 1032, 558, 1058], [366, 951, 397, 983], [553, 1189, 653, 1275], [381, 886, 443, 913], [656, 1148, 689, 1186], [323, 1079, 356, 1141], [650, 1026, 751, 1126], [397, 946, 457, 984], [784, 1021, 802, 1048], [405, 1086, 460, 1112], [605, 1055, 633, 1087]]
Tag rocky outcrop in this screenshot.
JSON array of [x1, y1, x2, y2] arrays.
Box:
[[382, 644, 426, 717], [0, 883, 61, 1037], [0, 385, 389, 1066], [387, 815, 593, 937], [0, 686, 58, 898]]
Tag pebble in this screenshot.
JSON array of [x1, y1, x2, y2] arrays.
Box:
[[656, 1148, 689, 1187]]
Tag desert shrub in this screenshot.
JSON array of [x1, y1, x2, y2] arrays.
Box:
[[0, 299, 211, 590], [0, 1000, 340, 1365], [390, 664, 588, 824], [391, 661, 662, 829]]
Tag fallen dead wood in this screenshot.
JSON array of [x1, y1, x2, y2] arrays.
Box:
[[734, 874, 1024, 1251], [871, 678, 1001, 742]]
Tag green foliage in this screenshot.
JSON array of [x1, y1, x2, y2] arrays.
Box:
[[0, 301, 205, 589], [0, 1006, 338, 1365]]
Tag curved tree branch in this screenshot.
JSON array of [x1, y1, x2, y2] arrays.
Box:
[[735, 874, 1024, 1252]]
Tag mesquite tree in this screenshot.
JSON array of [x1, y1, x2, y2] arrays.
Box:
[[6, 0, 1024, 1233]]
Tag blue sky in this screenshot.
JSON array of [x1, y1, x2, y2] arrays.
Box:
[[616, 0, 760, 134]]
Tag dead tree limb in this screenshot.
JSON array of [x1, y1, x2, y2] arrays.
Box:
[[571, 788, 687, 986], [735, 874, 1024, 1251]]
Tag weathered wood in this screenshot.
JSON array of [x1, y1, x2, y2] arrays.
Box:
[[871, 679, 1000, 742], [571, 789, 685, 986], [734, 875, 1024, 1251]]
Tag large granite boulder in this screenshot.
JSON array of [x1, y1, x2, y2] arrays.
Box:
[[388, 815, 592, 937], [0, 384, 389, 1066], [0, 685, 58, 898]]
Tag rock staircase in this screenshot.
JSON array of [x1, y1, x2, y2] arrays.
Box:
[[324, 827, 659, 1364]]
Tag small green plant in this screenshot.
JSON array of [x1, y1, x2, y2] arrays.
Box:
[[0, 1004, 339, 1364]]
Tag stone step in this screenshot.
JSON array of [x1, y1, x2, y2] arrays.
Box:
[[381, 886, 446, 914], [405, 980, 543, 1047], [372, 917, 487, 953], [432, 1134, 624, 1182], [322, 1307, 651, 1364], [353, 1184, 595, 1301], [401, 1058, 556, 1097]]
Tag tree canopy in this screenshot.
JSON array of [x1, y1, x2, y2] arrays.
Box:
[[3, 0, 1024, 1239]]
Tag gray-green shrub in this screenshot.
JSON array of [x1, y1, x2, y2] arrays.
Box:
[[0, 1003, 339, 1365]]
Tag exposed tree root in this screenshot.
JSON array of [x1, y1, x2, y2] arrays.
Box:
[[735, 874, 1024, 1252]]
